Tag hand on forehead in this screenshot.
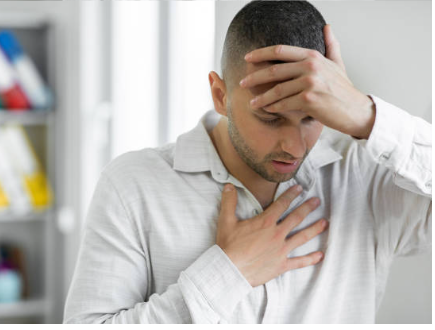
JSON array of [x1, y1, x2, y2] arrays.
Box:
[[243, 61, 307, 120], [244, 61, 284, 96]]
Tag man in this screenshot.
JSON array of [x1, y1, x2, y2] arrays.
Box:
[[64, 0, 431, 324]]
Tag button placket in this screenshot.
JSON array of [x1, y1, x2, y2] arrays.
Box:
[[226, 174, 263, 216], [245, 190, 263, 215]]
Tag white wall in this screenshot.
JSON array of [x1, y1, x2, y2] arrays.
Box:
[[214, 0, 431, 324]]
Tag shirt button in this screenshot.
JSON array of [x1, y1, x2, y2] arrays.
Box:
[[380, 153, 390, 161]]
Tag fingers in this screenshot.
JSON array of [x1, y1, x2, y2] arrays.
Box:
[[250, 77, 305, 110], [278, 196, 321, 234], [284, 218, 328, 252], [244, 44, 311, 64], [261, 184, 303, 226], [262, 90, 309, 114], [284, 251, 324, 271], [242, 62, 304, 93], [323, 24, 346, 73], [218, 183, 238, 226]]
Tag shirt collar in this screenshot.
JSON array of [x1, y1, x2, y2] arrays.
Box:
[[173, 110, 222, 173], [173, 110, 343, 190]]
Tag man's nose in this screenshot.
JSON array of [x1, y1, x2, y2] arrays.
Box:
[[279, 126, 306, 159]]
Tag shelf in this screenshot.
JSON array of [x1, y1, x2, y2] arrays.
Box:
[[0, 12, 50, 29], [0, 110, 53, 126], [0, 10, 59, 324], [0, 210, 53, 223], [0, 298, 48, 319]]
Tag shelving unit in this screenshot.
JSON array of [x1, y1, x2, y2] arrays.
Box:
[[0, 298, 47, 319], [0, 13, 57, 324], [0, 111, 53, 126], [0, 212, 52, 223]]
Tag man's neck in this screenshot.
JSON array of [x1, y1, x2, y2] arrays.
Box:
[[209, 117, 278, 210]]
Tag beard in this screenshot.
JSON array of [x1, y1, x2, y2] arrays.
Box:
[[226, 105, 309, 183]]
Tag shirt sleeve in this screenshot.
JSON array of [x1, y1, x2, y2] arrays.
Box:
[[354, 94, 432, 258], [63, 173, 252, 324]]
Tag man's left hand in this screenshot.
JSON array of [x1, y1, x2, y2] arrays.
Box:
[[239, 24, 376, 140]]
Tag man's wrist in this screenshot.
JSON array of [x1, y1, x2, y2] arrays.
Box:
[[352, 95, 376, 140]]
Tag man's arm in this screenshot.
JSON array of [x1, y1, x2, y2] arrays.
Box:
[[354, 94, 431, 257]]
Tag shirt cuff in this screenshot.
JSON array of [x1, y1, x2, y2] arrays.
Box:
[[178, 244, 253, 322], [354, 94, 415, 173]]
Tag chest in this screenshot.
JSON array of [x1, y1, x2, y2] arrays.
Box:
[[138, 172, 375, 300]]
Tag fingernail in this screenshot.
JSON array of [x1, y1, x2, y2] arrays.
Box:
[[295, 185, 303, 192], [317, 253, 324, 261], [322, 219, 328, 228], [224, 184, 234, 192], [311, 198, 320, 206], [250, 97, 258, 106], [239, 78, 247, 87], [244, 53, 252, 61]]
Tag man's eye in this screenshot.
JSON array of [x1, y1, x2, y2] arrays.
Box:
[[258, 116, 316, 126], [260, 117, 281, 126]]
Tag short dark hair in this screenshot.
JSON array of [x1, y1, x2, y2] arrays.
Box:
[[221, 0, 327, 99]]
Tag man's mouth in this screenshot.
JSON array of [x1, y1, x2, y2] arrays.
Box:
[[271, 159, 300, 173], [273, 159, 299, 165]]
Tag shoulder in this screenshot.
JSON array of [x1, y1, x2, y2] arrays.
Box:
[[100, 143, 176, 186]]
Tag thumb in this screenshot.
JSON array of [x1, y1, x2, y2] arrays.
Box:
[[218, 183, 238, 225], [324, 24, 346, 73]]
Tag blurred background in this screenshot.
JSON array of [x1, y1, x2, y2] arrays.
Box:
[[0, 0, 431, 324]]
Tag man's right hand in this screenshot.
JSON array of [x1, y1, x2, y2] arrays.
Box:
[[216, 183, 328, 288]]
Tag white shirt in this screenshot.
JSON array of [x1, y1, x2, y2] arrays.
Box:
[[63, 94, 432, 324]]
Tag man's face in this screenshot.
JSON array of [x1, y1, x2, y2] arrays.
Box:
[[226, 61, 324, 183]]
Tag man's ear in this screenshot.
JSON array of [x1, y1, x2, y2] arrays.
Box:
[[208, 71, 228, 117]]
